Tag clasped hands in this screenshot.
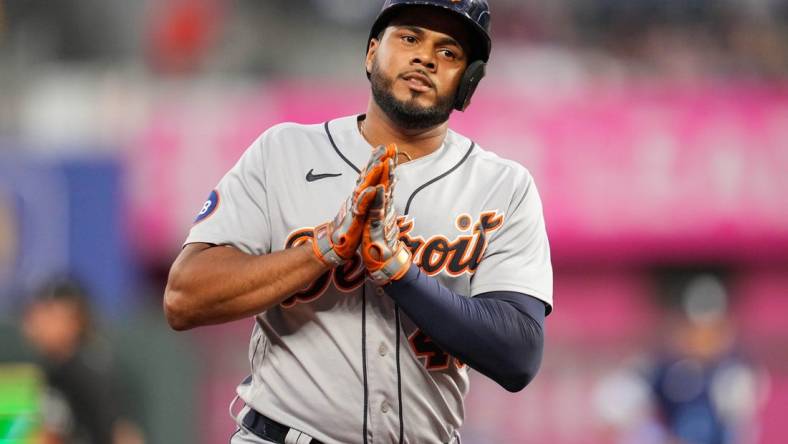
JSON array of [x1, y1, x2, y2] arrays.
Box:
[[312, 144, 411, 285]]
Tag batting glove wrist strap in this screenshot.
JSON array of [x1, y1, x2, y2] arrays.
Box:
[[368, 243, 412, 285], [312, 222, 345, 267], [361, 185, 412, 286]]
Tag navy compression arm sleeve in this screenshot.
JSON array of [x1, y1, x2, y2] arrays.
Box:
[[386, 266, 546, 392]]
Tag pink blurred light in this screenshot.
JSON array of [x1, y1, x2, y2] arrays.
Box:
[[126, 81, 788, 264]]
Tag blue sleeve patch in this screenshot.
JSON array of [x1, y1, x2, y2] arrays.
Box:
[[194, 190, 219, 224]]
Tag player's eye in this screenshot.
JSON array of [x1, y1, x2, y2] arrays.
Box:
[[401, 35, 418, 45], [439, 49, 457, 60], [440, 48, 462, 62]]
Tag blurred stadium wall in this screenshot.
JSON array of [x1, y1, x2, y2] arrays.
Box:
[[1, 1, 787, 443]]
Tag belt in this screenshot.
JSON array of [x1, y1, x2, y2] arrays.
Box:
[[242, 409, 324, 444]]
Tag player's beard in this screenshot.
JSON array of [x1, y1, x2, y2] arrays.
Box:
[[370, 59, 455, 131]]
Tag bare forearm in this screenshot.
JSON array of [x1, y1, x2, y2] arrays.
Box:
[[164, 243, 329, 330]]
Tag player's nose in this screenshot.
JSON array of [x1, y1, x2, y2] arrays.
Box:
[[410, 45, 436, 71]]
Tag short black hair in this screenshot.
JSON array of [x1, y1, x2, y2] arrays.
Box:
[[30, 276, 94, 339], [34, 276, 90, 305]]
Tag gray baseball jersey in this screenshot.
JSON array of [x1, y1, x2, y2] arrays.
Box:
[[185, 114, 553, 444]]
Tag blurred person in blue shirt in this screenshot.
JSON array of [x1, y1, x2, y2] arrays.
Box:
[[648, 274, 762, 444], [594, 274, 765, 444]]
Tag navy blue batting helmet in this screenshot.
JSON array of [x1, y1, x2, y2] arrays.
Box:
[[368, 0, 491, 63]]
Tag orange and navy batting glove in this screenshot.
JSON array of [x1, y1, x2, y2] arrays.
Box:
[[312, 144, 397, 267], [360, 171, 412, 285]]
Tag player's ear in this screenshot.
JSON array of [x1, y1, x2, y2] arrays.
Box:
[[365, 38, 379, 75]]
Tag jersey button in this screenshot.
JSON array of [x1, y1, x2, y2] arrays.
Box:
[[376, 287, 385, 296], [381, 401, 390, 413], [378, 343, 388, 357]]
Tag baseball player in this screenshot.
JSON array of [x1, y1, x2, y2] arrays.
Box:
[[164, 1, 552, 443]]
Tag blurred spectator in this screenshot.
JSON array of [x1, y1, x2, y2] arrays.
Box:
[[21, 277, 144, 444], [594, 274, 765, 444], [650, 274, 762, 444], [146, 0, 226, 74]]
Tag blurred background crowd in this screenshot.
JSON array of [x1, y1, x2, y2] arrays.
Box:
[[1, 0, 787, 443]]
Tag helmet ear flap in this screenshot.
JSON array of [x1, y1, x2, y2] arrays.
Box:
[[453, 60, 486, 111]]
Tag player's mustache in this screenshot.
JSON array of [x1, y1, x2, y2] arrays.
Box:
[[399, 70, 435, 89]]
